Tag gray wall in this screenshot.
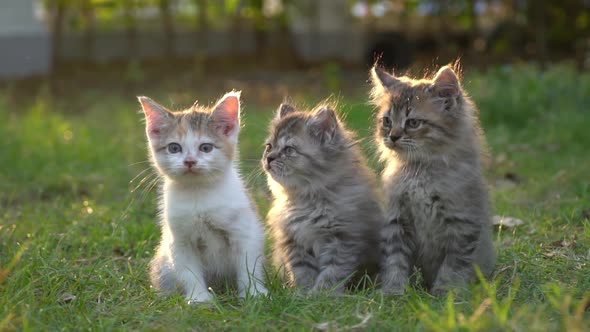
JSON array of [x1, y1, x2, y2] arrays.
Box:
[[57, 30, 257, 63], [0, 0, 51, 78]]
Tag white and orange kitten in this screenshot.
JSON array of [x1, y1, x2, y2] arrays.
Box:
[[138, 91, 268, 303]]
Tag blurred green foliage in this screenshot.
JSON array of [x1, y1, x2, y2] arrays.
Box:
[[40, 0, 589, 66]]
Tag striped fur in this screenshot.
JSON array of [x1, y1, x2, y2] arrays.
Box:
[[370, 65, 496, 294], [262, 103, 382, 294]]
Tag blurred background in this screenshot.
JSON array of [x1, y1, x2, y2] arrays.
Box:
[[1, 0, 589, 100]]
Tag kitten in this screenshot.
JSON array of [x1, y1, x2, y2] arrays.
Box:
[[262, 102, 382, 294], [138, 91, 268, 303], [370, 65, 496, 294]]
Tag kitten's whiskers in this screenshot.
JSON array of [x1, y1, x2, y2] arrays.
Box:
[[131, 171, 159, 193], [129, 167, 154, 185], [128, 160, 152, 167]]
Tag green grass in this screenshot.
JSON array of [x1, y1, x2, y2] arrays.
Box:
[[1, 64, 589, 331]]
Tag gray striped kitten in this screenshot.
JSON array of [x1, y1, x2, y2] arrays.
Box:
[[262, 103, 382, 294], [370, 65, 496, 295]]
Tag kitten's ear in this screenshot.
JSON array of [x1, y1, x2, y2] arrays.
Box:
[[432, 66, 460, 98], [276, 103, 296, 119], [308, 106, 338, 143], [210, 91, 241, 140], [138, 96, 172, 137], [371, 66, 403, 90]]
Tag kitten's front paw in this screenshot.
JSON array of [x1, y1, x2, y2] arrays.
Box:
[[380, 278, 408, 296], [380, 286, 406, 296], [381, 273, 408, 295], [185, 291, 213, 304], [255, 286, 269, 296], [310, 282, 345, 296], [250, 286, 269, 298], [187, 298, 212, 305], [430, 286, 449, 297], [239, 285, 269, 299], [291, 287, 312, 297]]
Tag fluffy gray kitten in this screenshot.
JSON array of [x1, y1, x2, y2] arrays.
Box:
[[262, 103, 382, 294], [370, 64, 496, 295]]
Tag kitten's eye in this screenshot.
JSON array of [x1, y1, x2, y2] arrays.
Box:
[[283, 146, 296, 155], [405, 119, 422, 129], [382, 116, 392, 128], [199, 143, 214, 153], [167, 143, 182, 153]]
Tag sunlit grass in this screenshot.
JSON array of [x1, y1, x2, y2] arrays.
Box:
[[0, 64, 589, 330]]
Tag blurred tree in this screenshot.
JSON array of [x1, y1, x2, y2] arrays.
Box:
[[244, 0, 296, 65], [80, 0, 96, 61], [532, 0, 547, 67], [193, 0, 209, 31], [46, 0, 68, 69], [245, 0, 268, 59], [225, 0, 243, 54], [467, 0, 477, 37], [159, 0, 176, 56], [122, 0, 138, 59]]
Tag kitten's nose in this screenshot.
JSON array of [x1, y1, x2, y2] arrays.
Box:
[[266, 156, 275, 165], [390, 134, 402, 142], [184, 160, 197, 168]]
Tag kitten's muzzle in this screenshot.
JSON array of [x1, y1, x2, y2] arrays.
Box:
[[388, 127, 404, 145], [266, 153, 278, 169], [389, 134, 402, 142], [184, 160, 197, 169]]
